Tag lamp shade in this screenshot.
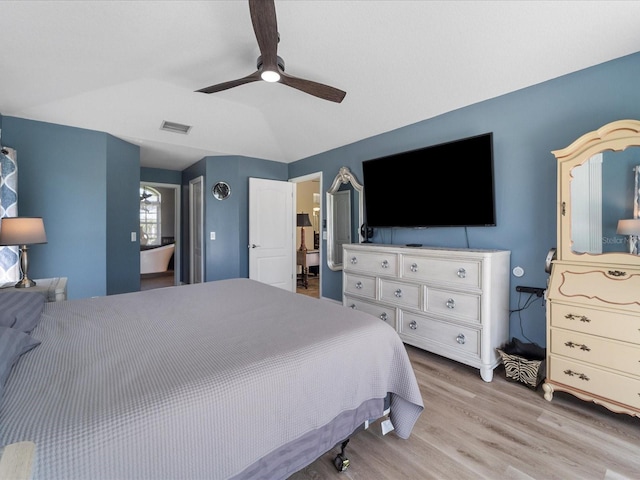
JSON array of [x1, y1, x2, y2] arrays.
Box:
[[0, 217, 47, 246], [297, 213, 312, 227], [617, 218, 640, 236]]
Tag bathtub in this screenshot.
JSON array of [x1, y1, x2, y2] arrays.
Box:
[[140, 243, 175, 275]]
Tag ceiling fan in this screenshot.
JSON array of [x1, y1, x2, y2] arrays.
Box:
[[196, 0, 346, 103]]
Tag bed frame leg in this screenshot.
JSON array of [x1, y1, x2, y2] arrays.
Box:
[[333, 439, 350, 472]]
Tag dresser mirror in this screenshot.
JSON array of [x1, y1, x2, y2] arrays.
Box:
[[570, 149, 640, 255], [326, 167, 364, 271], [555, 120, 640, 265]]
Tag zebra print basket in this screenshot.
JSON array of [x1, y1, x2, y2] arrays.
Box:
[[496, 339, 546, 389]]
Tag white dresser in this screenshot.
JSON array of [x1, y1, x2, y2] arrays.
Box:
[[544, 120, 640, 417], [343, 244, 510, 382]]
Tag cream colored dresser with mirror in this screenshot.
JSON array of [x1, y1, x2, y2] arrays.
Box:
[[544, 119, 640, 417], [343, 243, 510, 382]]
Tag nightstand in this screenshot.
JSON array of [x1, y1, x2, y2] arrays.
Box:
[[0, 277, 68, 302]]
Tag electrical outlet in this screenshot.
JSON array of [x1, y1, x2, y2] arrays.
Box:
[[516, 286, 545, 297]]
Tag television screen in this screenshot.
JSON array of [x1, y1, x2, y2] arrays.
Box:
[[362, 133, 496, 228]]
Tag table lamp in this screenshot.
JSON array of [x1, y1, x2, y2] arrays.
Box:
[[297, 213, 312, 252], [0, 217, 47, 287], [617, 218, 640, 254]]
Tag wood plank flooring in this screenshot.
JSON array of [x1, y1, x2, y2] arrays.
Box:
[[140, 271, 175, 291], [289, 345, 640, 480], [296, 275, 319, 298]]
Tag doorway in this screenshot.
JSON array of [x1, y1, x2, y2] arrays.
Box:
[[139, 182, 181, 290], [291, 172, 322, 299]]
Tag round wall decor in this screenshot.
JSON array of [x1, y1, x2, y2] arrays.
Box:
[[212, 181, 231, 200]]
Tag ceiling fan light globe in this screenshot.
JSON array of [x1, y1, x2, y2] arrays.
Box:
[[261, 70, 281, 82]]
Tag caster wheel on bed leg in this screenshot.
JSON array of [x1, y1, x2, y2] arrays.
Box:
[[333, 453, 350, 472], [333, 438, 350, 472]]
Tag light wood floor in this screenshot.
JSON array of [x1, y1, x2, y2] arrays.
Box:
[[296, 275, 319, 298], [140, 271, 175, 291], [289, 345, 640, 480]]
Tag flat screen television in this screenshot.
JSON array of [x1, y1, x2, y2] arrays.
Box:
[[362, 133, 496, 228]]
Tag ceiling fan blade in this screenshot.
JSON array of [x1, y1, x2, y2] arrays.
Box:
[[279, 72, 346, 103], [249, 0, 279, 70], [196, 71, 262, 94]]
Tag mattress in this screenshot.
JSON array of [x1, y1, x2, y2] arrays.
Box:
[[0, 278, 423, 479]]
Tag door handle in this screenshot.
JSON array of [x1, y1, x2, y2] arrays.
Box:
[[248, 244, 261, 249]]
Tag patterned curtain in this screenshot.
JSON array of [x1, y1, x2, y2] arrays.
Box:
[[0, 146, 19, 283]]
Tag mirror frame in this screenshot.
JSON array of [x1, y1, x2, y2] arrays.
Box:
[[326, 167, 364, 271], [553, 119, 640, 266]]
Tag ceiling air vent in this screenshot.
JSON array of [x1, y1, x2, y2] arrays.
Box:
[[160, 120, 192, 135]]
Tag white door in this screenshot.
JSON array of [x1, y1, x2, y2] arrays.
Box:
[[189, 176, 204, 283], [249, 177, 295, 291]]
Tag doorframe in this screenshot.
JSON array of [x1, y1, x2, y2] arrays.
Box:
[[290, 171, 322, 298], [139, 181, 181, 286], [189, 176, 204, 284]]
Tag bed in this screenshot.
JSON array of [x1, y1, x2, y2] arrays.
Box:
[[0, 278, 423, 479]]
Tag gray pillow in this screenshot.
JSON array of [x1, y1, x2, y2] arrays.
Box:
[[0, 326, 41, 399], [0, 290, 46, 333]]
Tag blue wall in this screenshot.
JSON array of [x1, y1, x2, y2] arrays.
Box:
[[141, 167, 182, 185], [289, 51, 640, 347], [1, 117, 140, 299], [106, 135, 140, 295], [181, 155, 288, 283]]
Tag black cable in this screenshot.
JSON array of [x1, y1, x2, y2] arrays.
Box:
[[509, 291, 543, 344]]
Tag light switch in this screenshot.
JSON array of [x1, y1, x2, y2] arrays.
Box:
[[131, 232, 136, 242], [210, 232, 216, 240]]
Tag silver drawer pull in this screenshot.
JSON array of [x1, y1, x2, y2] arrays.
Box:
[[381, 260, 389, 268], [564, 341, 591, 352], [563, 369, 590, 381], [350, 256, 358, 264], [410, 263, 418, 273], [349, 304, 357, 309], [565, 313, 591, 323], [457, 268, 466, 279], [394, 289, 403, 298], [446, 298, 455, 309], [355, 281, 363, 289], [380, 312, 388, 322], [456, 334, 465, 344], [409, 320, 417, 330]]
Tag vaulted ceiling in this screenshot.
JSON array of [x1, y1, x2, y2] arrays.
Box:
[[1, 1, 639, 170]]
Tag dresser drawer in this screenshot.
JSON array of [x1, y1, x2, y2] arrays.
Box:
[[343, 273, 376, 299], [550, 303, 640, 344], [344, 250, 398, 276], [343, 295, 396, 329], [427, 288, 480, 323], [402, 256, 481, 289], [399, 311, 480, 357], [548, 355, 640, 410], [550, 328, 640, 377], [380, 279, 421, 309]]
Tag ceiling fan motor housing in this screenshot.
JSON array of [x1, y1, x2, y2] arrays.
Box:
[[257, 55, 285, 72]]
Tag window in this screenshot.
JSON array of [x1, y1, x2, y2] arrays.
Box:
[[140, 186, 161, 246]]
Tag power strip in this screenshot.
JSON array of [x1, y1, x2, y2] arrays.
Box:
[[516, 286, 545, 297]]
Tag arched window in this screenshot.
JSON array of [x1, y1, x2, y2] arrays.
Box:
[[140, 186, 161, 246]]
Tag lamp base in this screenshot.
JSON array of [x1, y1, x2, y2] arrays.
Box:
[[15, 277, 36, 288]]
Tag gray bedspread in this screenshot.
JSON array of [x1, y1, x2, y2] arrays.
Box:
[[0, 278, 423, 479]]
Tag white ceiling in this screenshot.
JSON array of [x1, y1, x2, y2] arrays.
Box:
[[1, 1, 639, 171]]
